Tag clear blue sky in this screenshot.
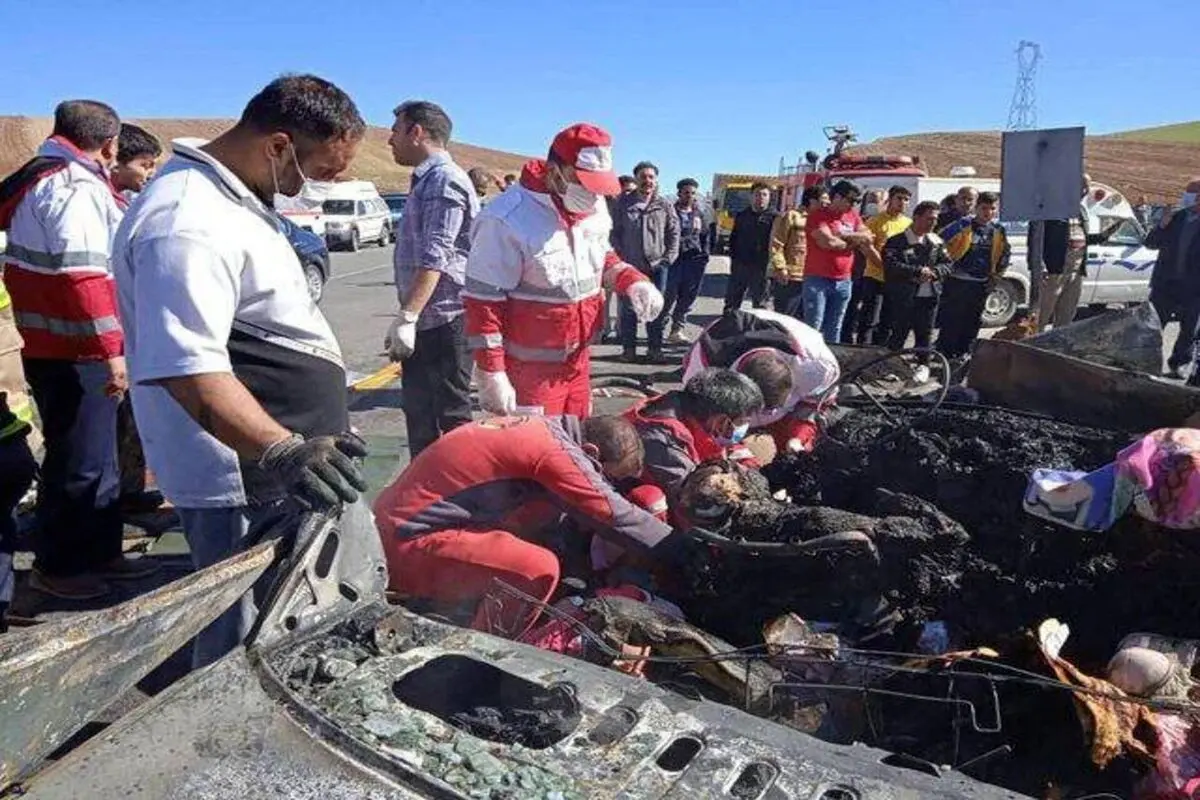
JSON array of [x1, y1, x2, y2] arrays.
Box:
[[4, 0, 1197, 188]]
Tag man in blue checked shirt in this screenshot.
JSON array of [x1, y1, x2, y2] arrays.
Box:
[[385, 100, 480, 457]]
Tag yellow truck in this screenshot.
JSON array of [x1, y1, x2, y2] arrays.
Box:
[[710, 173, 779, 254]]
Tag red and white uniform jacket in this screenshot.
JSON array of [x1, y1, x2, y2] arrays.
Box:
[[373, 414, 673, 554], [682, 308, 839, 452], [463, 160, 645, 372], [0, 137, 124, 362]]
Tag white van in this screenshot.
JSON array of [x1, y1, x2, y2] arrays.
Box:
[[317, 181, 393, 252]]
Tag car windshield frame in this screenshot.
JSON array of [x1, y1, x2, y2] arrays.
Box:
[[322, 199, 356, 215]]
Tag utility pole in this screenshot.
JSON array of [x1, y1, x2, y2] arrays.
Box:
[[1007, 41, 1041, 132], [1008, 41, 1044, 308]]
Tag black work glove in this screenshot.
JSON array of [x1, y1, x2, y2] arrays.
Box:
[[258, 432, 369, 510]]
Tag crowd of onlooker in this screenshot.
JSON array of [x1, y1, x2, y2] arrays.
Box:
[[714, 180, 1010, 382]]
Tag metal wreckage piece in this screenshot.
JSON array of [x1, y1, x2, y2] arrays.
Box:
[[5, 496, 1024, 799]]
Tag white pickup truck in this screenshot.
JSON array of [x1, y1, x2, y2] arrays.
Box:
[[983, 217, 1157, 327]]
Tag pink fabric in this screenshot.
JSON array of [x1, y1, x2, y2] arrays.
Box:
[[1117, 429, 1200, 530]]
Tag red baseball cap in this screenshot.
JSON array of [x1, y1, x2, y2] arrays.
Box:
[[550, 122, 620, 196]]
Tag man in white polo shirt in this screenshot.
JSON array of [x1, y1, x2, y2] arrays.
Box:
[[112, 75, 369, 667]]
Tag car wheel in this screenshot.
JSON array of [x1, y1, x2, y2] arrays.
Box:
[[303, 262, 325, 303], [381, 223, 392, 246], [349, 228, 360, 252], [981, 279, 1021, 328]]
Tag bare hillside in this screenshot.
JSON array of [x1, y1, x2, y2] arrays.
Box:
[[848, 130, 1198, 201], [0, 116, 530, 192]]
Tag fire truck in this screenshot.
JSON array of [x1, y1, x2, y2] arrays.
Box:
[[775, 125, 1000, 213]]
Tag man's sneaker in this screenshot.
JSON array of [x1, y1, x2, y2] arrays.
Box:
[[95, 555, 161, 581], [620, 347, 638, 363], [912, 365, 931, 384], [29, 570, 112, 601], [667, 325, 690, 345], [1165, 367, 1186, 381]]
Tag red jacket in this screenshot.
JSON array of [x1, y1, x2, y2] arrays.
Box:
[[462, 160, 644, 372], [373, 415, 672, 553], [0, 137, 124, 362]]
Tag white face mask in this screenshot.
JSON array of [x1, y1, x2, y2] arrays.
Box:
[[1182, 191, 1198, 209], [271, 141, 312, 201], [562, 181, 598, 213], [863, 202, 879, 217]]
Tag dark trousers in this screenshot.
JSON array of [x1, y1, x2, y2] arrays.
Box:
[[1169, 305, 1200, 371], [24, 359, 123, 577], [0, 433, 37, 631], [401, 316, 473, 457], [772, 279, 804, 319], [935, 279, 989, 358], [724, 261, 769, 314], [621, 265, 670, 350], [887, 293, 939, 364], [663, 254, 708, 327], [117, 395, 147, 497], [842, 277, 886, 344]]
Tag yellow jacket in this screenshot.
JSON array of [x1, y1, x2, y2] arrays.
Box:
[[769, 209, 806, 282], [865, 212, 912, 282]]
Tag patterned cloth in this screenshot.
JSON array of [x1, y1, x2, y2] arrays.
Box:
[[1024, 428, 1200, 531]]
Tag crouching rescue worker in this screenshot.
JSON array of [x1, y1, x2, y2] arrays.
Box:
[[463, 123, 664, 417], [624, 368, 765, 511], [682, 309, 840, 456], [373, 414, 685, 637]]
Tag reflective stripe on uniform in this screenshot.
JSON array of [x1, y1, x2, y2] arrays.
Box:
[[469, 332, 504, 349], [462, 277, 508, 302], [506, 341, 585, 363], [508, 274, 601, 303], [0, 400, 32, 441], [4, 242, 110, 271], [14, 310, 122, 337], [0, 279, 8, 311]]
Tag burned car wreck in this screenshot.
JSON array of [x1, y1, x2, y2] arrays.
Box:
[[3, 503, 1018, 799], [7, 323, 1200, 799]]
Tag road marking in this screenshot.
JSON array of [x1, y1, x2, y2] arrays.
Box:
[[331, 263, 391, 281]]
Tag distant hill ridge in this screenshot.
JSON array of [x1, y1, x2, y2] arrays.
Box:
[[847, 125, 1200, 201], [0, 116, 531, 193]]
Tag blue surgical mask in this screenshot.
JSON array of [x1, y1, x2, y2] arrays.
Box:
[[717, 422, 751, 446], [1182, 191, 1198, 209]]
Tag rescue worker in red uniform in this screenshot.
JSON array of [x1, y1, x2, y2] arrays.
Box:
[[463, 123, 665, 417], [373, 414, 684, 636], [682, 308, 840, 455], [624, 368, 765, 513]]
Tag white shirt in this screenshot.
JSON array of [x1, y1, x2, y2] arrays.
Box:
[[112, 139, 345, 508]]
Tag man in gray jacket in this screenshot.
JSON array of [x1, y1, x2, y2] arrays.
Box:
[[612, 161, 680, 363]]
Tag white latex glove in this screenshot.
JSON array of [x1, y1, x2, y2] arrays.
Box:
[[477, 369, 517, 414], [385, 311, 419, 361], [626, 279, 664, 322]]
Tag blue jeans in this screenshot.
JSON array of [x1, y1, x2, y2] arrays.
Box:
[[802, 277, 853, 343], [619, 265, 670, 350], [177, 501, 289, 669]]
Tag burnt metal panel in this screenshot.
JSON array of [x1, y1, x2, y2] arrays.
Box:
[[0, 541, 275, 790]]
